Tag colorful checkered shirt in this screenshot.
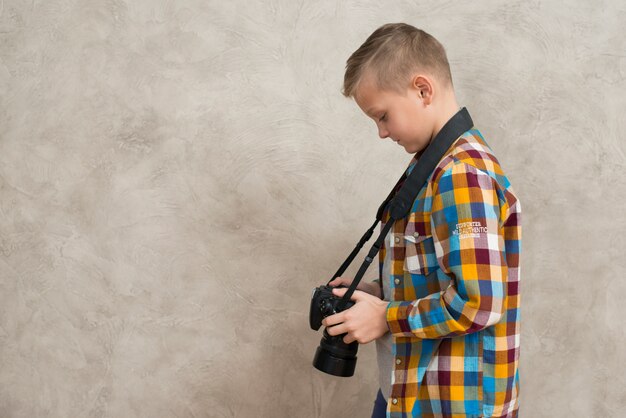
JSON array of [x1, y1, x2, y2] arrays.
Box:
[[378, 127, 521, 417]]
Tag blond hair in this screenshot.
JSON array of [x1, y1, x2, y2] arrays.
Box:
[[342, 23, 453, 98]]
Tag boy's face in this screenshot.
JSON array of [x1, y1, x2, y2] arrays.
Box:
[[354, 73, 436, 154]]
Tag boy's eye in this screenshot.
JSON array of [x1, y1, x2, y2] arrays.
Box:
[[379, 113, 387, 122]]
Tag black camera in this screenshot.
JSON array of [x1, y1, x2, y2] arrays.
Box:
[[309, 285, 358, 377]]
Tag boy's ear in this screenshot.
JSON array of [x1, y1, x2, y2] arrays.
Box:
[[411, 75, 434, 105]]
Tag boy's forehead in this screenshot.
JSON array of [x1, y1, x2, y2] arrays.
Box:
[[354, 94, 379, 117], [354, 78, 400, 116]]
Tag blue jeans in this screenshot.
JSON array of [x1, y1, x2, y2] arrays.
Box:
[[371, 388, 387, 418]]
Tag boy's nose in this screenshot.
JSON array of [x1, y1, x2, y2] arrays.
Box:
[[378, 127, 389, 139]]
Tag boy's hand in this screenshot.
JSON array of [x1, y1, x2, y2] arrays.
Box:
[[321, 287, 389, 344], [328, 276, 382, 299]]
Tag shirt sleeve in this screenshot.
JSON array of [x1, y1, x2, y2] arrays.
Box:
[[386, 161, 508, 339]]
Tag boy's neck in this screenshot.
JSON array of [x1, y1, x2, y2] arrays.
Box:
[[430, 96, 461, 143]]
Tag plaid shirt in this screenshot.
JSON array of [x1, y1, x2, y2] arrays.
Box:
[[378, 128, 521, 417]]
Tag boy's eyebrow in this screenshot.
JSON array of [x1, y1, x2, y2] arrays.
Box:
[[365, 107, 380, 117]]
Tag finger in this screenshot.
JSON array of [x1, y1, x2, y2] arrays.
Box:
[[343, 334, 355, 344], [332, 287, 367, 301], [331, 287, 347, 296], [321, 311, 345, 327], [326, 323, 348, 337], [329, 277, 349, 286]]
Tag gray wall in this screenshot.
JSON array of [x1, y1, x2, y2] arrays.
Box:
[[1, 1, 624, 417]]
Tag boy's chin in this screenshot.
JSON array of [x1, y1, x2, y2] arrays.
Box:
[[401, 144, 425, 154]]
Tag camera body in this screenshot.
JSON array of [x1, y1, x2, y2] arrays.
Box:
[[309, 285, 358, 377], [309, 285, 355, 331]]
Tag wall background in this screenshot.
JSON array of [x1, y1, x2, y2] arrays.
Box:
[[1, 0, 624, 417]]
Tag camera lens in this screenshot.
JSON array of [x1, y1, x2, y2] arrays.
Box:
[[312, 328, 358, 377]]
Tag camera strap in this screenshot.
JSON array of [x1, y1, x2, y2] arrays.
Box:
[[331, 107, 474, 311]]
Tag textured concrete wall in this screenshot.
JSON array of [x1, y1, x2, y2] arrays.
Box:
[[1, 1, 624, 417]]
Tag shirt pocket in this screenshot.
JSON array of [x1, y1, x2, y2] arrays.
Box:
[[403, 233, 440, 277]]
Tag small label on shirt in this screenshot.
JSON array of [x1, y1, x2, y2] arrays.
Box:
[[453, 221, 487, 239]]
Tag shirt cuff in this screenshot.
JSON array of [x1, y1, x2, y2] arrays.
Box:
[[386, 300, 414, 335]]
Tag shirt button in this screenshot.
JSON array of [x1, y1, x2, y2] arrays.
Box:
[[394, 236, 400, 243], [392, 398, 398, 405], [413, 232, 419, 237], [396, 358, 402, 365], [394, 278, 401, 285]]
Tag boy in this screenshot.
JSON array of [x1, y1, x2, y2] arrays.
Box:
[[321, 23, 521, 417]]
